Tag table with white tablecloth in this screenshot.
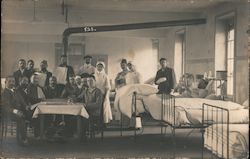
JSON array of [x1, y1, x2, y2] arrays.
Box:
[[31, 100, 89, 139]]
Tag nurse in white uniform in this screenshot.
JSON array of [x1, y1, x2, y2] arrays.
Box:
[[94, 61, 112, 123]]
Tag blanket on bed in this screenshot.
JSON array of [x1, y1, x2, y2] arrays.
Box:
[[114, 84, 249, 125]]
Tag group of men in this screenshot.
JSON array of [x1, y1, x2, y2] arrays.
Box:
[[1, 55, 107, 145], [1, 54, 175, 145]]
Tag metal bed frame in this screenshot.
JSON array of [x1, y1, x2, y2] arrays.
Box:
[[202, 103, 229, 159], [127, 92, 230, 159]]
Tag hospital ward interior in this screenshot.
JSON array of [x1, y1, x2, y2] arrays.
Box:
[[0, 0, 249, 158]]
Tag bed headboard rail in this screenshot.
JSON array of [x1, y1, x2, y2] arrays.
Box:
[[202, 103, 229, 159], [161, 94, 175, 126]]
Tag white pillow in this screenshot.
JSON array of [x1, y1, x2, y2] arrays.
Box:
[[205, 80, 214, 95], [242, 99, 249, 108]]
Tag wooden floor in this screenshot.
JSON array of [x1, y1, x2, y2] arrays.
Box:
[[0, 126, 218, 159]]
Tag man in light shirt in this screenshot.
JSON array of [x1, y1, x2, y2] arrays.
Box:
[[78, 55, 95, 76], [126, 61, 142, 84]]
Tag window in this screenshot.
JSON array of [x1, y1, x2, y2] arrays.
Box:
[[215, 12, 235, 99], [226, 24, 235, 96], [174, 30, 185, 82]]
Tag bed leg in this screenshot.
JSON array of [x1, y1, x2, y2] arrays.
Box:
[[201, 128, 205, 159], [120, 112, 123, 137], [173, 127, 176, 159]]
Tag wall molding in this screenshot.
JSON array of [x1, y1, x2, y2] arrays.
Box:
[[235, 55, 248, 60], [186, 58, 214, 64]]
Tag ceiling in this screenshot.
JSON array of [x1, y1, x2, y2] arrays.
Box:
[[2, 0, 241, 13], [2, 0, 247, 40]]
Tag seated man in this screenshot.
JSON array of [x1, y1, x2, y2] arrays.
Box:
[[75, 75, 86, 102], [61, 75, 77, 99], [18, 75, 42, 138], [43, 76, 63, 99], [2, 76, 29, 145], [27, 74, 46, 105], [84, 75, 103, 117], [82, 75, 103, 139], [17, 76, 30, 105]]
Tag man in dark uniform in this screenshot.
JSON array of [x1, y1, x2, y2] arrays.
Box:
[[13, 59, 30, 87], [155, 58, 175, 94], [2, 76, 30, 145], [16, 76, 30, 105], [43, 76, 63, 99]]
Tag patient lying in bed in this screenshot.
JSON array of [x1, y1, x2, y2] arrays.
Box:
[[173, 73, 214, 98]]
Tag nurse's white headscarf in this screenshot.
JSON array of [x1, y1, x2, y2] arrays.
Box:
[[96, 61, 106, 73], [96, 61, 105, 68]]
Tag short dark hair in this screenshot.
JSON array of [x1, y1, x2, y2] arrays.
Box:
[[159, 58, 167, 62], [19, 59, 26, 62], [80, 73, 91, 78], [41, 60, 48, 65], [121, 59, 127, 64], [83, 55, 92, 59], [88, 74, 96, 80], [27, 59, 34, 64], [61, 55, 67, 58]]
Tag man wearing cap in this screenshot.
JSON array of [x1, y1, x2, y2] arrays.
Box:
[[78, 55, 95, 76], [155, 58, 175, 94], [59, 55, 75, 82], [115, 59, 129, 89]]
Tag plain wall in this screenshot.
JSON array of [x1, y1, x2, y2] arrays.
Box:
[[84, 36, 157, 82], [1, 35, 158, 84], [159, 2, 249, 104], [1, 41, 56, 76]]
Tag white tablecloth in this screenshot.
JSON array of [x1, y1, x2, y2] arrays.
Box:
[[32, 102, 89, 119]]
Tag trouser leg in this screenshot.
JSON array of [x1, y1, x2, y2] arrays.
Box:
[[16, 116, 27, 142]]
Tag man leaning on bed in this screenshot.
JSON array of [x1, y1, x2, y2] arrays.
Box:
[[155, 58, 175, 94]]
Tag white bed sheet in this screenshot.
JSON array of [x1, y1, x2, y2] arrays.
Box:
[[114, 84, 249, 125]]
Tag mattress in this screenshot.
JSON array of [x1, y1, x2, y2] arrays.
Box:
[[204, 124, 249, 159], [143, 95, 249, 125], [114, 84, 249, 126]]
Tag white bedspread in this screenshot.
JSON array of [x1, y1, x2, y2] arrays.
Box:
[[115, 84, 249, 125], [205, 124, 249, 159], [143, 95, 249, 125]]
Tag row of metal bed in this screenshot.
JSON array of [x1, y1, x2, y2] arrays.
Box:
[[109, 92, 247, 159]]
